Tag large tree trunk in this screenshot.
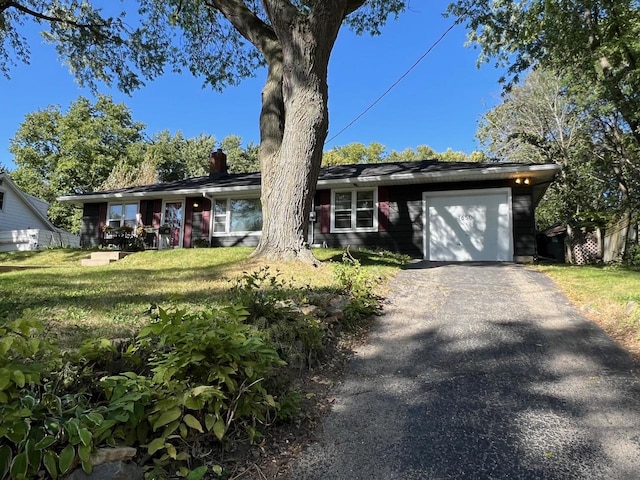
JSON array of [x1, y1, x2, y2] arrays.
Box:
[[252, 3, 346, 262]]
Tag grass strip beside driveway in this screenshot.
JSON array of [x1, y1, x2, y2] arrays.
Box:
[[536, 264, 640, 359]]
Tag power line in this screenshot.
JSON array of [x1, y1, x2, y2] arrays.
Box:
[[325, 17, 465, 146]]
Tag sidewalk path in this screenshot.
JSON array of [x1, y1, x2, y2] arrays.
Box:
[[287, 263, 640, 479]]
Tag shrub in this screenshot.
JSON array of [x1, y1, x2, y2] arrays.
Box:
[[0, 305, 287, 479]]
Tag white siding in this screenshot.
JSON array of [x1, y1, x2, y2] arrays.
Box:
[[0, 187, 50, 231], [0, 229, 80, 252]]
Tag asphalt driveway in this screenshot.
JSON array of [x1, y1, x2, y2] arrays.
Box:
[[287, 263, 640, 479]]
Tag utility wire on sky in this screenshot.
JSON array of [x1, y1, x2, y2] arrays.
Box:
[[325, 16, 465, 146]]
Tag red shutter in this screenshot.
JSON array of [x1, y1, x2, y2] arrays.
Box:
[[378, 187, 390, 232], [152, 200, 162, 227], [184, 198, 194, 248], [201, 198, 211, 237], [319, 190, 331, 234]]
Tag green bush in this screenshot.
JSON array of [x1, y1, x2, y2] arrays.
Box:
[[0, 305, 288, 479], [333, 253, 381, 326], [229, 267, 325, 368]]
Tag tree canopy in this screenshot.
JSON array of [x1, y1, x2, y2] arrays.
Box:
[[2, 0, 409, 261], [450, 0, 640, 143]]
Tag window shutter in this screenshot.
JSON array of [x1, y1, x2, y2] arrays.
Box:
[[152, 200, 162, 227], [98, 203, 107, 239], [378, 186, 390, 232], [184, 199, 194, 248], [201, 198, 211, 237], [319, 190, 331, 234]]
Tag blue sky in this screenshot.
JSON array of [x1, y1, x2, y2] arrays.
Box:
[[0, 3, 505, 170]]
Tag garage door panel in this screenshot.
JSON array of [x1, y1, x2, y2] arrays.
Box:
[[424, 190, 513, 262]]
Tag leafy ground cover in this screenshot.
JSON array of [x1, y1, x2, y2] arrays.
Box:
[[0, 247, 407, 479], [535, 264, 640, 359]]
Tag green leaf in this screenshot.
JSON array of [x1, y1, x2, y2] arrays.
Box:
[[0, 372, 11, 392], [212, 464, 223, 476], [147, 438, 166, 456], [81, 459, 93, 474], [212, 420, 225, 441], [43, 451, 58, 479], [0, 445, 13, 479], [35, 436, 57, 450], [205, 414, 215, 432], [58, 444, 75, 474], [10, 452, 28, 479], [78, 428, 92, 447], [187, 465, 208, 480], [183, 414, 204, 433], [11, 369, 26, 388], [78, 444, 91, 463], [152, 406, 182, 431]]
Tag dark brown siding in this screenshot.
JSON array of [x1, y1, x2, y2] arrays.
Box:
[[312, 181, 538, 260], [80, 202, 106, 247], [210, 235, 260, 247], [512, 187, 536, 258], [378, 186, 390, 232]]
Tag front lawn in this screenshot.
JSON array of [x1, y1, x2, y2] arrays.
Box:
[[536, 264, 640, 358], [0, 246, 407, 479], [0, 247, 404, 346]]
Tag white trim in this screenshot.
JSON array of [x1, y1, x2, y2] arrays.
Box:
[[422, 187, 513, 262], [161, 198, 186, 248], [330, 187, 378, 233], [106, 200, 140, 229], [210, 195, 263, 237]]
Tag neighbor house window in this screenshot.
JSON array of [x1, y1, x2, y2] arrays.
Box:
[[0, 191, 4, 211], [212, 197, 262, 234], [331, 188, 377, 232], [107, 202, 138, 228]]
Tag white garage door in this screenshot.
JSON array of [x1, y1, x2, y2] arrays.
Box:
[[423, 188, 513, 262]]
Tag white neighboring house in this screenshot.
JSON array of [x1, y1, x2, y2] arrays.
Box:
[[0, 173, 80, 252]]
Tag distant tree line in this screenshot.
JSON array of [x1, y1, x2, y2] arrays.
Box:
[[8, 95, 259, 232]]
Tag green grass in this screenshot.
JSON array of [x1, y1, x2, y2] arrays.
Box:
[[0, 247, 406, 346], [535, 264, 640, 354]]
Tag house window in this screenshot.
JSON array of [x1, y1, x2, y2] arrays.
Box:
[[0, 191, 4, 211], [331, 188, 377, 232], [212, 197, 262, 234], [107, 202, 138, 228]]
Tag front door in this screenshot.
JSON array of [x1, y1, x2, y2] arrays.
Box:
[[163, 201, 184, 248]]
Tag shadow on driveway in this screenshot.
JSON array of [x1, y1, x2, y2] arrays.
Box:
[[288, 264, 640, 479]]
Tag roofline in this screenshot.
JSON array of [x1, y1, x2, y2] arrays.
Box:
[[0, 173, 59, 230], [317, 163, 560, 188], [57, 163, 561, 203]]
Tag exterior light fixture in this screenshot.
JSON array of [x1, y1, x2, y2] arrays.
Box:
[[524, 178, 530, 185], [515, 178, 522, 184], [193, 202, 200, 208]]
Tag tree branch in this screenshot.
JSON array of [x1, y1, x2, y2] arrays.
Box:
[[2, 0, 109, 31], [206, 0, 277, 54]]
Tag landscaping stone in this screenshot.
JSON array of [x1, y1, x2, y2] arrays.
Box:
[[66, 460, 143, 480]]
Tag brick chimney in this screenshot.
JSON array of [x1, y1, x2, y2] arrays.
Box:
[[209, 148, 228, 176]]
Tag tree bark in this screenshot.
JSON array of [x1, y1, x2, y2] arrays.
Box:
[[210, 0, 365, 262], [251, 2, 349, 262]]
